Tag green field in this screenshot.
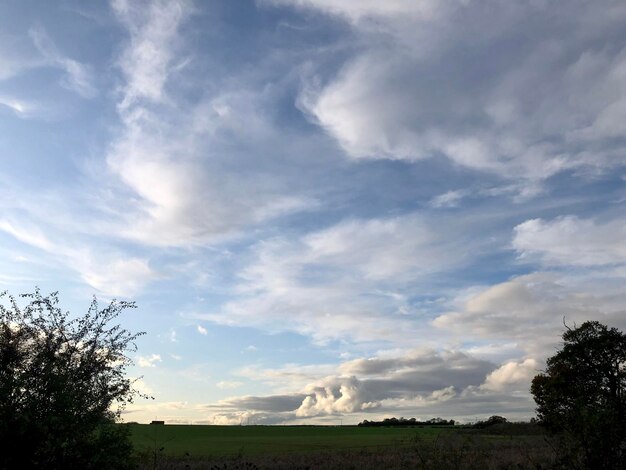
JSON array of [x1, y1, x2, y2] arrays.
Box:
[[129, 424, 451, 457]]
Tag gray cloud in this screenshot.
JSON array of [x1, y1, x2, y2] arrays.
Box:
[[217, 394, 307, 413], [209, 348, 497, 420]]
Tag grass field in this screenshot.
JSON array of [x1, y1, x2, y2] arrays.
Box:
[[129, 424, 452, 457], [129, 424, 557, 469]]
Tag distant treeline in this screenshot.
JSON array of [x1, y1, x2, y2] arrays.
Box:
[[357, 417, 455, 427]]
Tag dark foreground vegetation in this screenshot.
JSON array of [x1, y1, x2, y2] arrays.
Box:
[[0, 290, 143, 469], [358, 417, 455, 427], [1, 288, 624, 469], [532, 320, 626, 468]]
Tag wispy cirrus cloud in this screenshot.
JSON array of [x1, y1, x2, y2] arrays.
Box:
[[107, 0, 320, 248], [29, 25, 96, 98], [0, 218, 156, 297], [111, 0, 188, 107], [193, 211, 487, 343], [0, 96, 38, 118]]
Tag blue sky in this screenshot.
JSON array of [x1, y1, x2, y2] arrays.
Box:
[[1, 0, 626, 424]]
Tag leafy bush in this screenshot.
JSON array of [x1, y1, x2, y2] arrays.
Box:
[[0, 289, 145, 469], [531, 321, 626, 468]]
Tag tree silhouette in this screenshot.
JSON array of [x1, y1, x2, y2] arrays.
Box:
[[0, 289, 146, 469], [531, 320, 625, 468]]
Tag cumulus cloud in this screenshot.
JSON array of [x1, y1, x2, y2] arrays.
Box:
[[480, 358, 539, 392], [513, 216, 626, 267], [286, 0, 626, 182], [223, 348, 495, 419], [127, 346, 542, 423], [296, 376, 379, 417], [196, 325, 208, 335]]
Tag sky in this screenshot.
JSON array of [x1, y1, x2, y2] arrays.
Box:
[[1, 0, 626, 425]]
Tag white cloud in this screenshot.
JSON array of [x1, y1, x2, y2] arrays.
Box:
[[433, 272, 626, 357], [0, 219, 55, 252], [111, 0, 188, 107], [137, 354, 162, 368], [29, 26, 96, 98], [211, 348, 506, 420], [235, 363, 337, 392], [0, 96, 38, 118], [195, 212, 479, 343], [263, 0, 447, 23], [0, 54, 33, 81], [429, 190, 467, 208], [216, 380, 243, 390], [0, 35, 50, 82], [480, 358, 539, 392], [0, 218, 156, 297], [197, 410, 284, 426], [79, 258, 155, 298], [513, 216, 626, 267], [289, 0, 626, 183], [296, 376, 379, 417], [196, 325, 207, 335], [132, 378, 154, 395], [106, 0, 319, 247], [126, 346, 542, 423]]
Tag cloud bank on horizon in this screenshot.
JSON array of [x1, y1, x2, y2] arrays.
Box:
[[0, 0, 625, 424]]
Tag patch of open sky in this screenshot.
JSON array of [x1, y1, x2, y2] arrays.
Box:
[[187, 0, 351, 79]]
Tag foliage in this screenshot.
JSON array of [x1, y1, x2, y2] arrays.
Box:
[[0, 289, 145, 469], [531, 320, 626, 468], [358, 417, 455, 427], [471, 415, 507, 429]]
